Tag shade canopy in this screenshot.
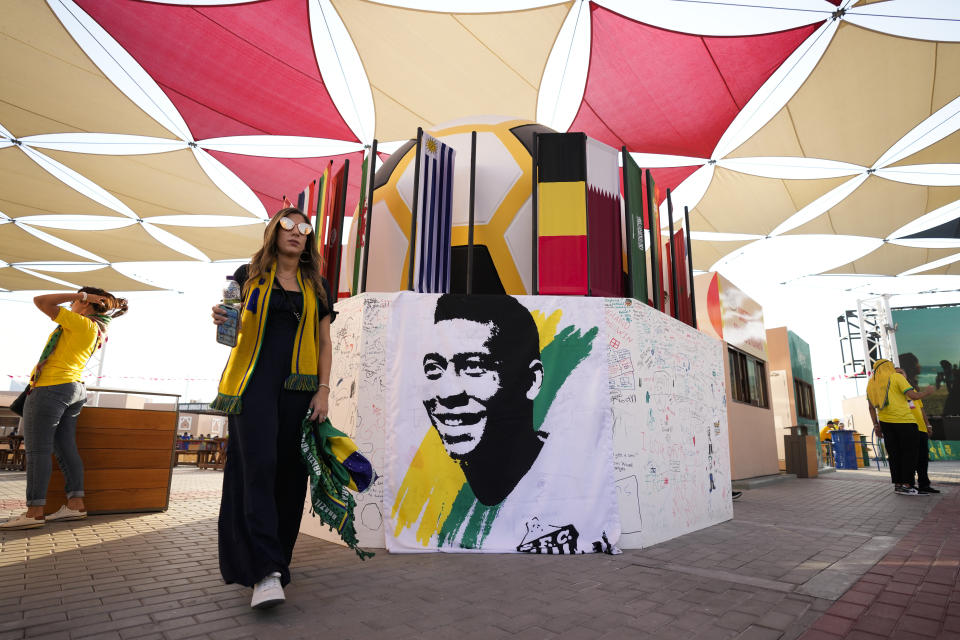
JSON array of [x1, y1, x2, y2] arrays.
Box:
[[0, 0, 958, 293]]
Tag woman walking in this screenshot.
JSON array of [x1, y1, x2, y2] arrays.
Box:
[[211, 207, 334, 609], [867, 358, 933, 495], [0, 288, 128, 530]]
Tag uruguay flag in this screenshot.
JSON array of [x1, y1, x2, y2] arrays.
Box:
[[413, 134, 455, 293]]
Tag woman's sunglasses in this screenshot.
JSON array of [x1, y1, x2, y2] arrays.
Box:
[[278, 216, 313, 236]]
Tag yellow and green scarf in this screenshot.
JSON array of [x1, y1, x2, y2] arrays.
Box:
[[211, 265, 320, 414], [300, 411, 376, 560]]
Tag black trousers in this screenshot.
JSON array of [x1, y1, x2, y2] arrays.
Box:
[[879, 421, 919, 486], [218, 383, 311, 588], [917, 432, 930, 489]]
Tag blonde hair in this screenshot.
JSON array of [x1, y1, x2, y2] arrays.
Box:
[[246, 207, 329, 312]]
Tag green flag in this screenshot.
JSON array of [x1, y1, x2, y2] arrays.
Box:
[[351, 153, 370, 295], [622, 150, 647, 303]]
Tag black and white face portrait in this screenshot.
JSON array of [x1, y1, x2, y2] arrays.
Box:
[[421, 295, 543, 462]]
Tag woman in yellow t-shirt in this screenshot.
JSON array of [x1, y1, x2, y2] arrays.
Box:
[[867, 358, 933, 496], [0, 288, 127, 530]]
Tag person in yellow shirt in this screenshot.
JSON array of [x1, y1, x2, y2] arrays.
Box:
[[0, 288, 127, 530], [899, 355, 940, 495], [820, 420, 837, 442], [867, 358, 934, 496]]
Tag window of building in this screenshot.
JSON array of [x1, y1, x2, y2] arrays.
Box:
[[794, 379, 816, 420], [728, 346, 769, 408]]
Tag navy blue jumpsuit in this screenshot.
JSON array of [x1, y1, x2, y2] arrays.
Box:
[[218, 266, 332, 587]]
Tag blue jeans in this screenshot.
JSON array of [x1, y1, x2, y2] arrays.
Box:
[[22, 382, 87, 506]]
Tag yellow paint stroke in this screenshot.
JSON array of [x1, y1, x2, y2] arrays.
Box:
[[392, 426, 467, 545], [530, 308, 562, 352], [393, 307, 564, 546]]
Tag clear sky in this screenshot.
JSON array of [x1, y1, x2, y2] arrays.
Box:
[[1, 261, 240, 403]]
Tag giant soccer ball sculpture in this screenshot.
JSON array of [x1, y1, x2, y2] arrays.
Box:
[[364, 116, 555, 295]]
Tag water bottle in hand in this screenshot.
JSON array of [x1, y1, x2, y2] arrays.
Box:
[[216, 276, 241, 347]]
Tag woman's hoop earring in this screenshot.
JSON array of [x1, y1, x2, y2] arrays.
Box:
[[299, 252, 310, 264]]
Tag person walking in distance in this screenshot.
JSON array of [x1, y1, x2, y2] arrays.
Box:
[[867, 358, 934, 496], [211, 207, 334, 609]]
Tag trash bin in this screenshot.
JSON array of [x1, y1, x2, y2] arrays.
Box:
[[784, 425, 818, 478], [831, 430, 858, 469], [857, 435, 869, 468]]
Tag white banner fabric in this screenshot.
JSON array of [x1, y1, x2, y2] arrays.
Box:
[[384, 292, 621, 553]]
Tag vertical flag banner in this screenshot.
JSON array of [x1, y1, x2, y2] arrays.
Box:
[[660, 230, 673, 317], [663, 235, 674, 316], [672, 229, 691, 325], [296, 180, 317, 216], [349, 153, 371, 296], [643, 170, 663, 311], [622, 152, 647, 303], [324, 162, 349, 297], [315, 162, 332, 255], [536, 133, 588, 295], [586, 138, 623, 298], [662, 236, 672, 316], [412, 134, 456, 294]]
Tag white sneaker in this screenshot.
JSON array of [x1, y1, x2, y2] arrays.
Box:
[[251, 572, 285, 609], [46, 505, 88, 522], [0, 513, 45, 530]]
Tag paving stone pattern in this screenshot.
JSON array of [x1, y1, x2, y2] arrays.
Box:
[[0, 464, 956, 639], [798, 477, 960, 640]]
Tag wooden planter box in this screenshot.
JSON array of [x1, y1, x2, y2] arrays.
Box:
[[44, 406, 178, 515]]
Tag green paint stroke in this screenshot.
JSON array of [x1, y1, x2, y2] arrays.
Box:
[[460, 500, 501, 549], [434, 323, 596, 549], [436, 482, 501, 548], [436, 484, 476, 547], [534, 325, 598, 431]]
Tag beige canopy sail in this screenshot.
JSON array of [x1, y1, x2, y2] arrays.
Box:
[[0, 1, 957, 293], [0, 223, 90, 263], [0, 265, 162, 292], [157, 223, 266, 263], [330, 0, 573, 142], [823, 243, 960, 278]]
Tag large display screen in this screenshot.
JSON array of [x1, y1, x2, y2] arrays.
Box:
[[891, 305, 960, 417]]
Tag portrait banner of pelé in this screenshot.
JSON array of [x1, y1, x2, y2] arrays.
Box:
[[385, 292, 620, 553]]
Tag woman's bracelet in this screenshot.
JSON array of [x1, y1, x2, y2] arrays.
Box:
[[318, 383, 330, 391], [80, 291, 88, 302]]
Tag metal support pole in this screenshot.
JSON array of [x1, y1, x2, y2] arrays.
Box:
[[360, 139, 378, 293], [407, 128, 424, 291], [666, 189, 678, 319], [466, 131, 477, 295], [684, 205, 697, 328], [583, 134, 591, 297], [531, 133, 539, 295], [621, 146, 634, 300]]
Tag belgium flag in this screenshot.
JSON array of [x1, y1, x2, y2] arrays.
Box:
[[537, 133, 622, 296]]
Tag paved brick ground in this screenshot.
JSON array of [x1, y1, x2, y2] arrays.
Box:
[[0, 464, 956, 640], [798, 479, 960, 640]]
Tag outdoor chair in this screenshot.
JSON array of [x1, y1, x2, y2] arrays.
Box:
[[868, 436, 888, 469]]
